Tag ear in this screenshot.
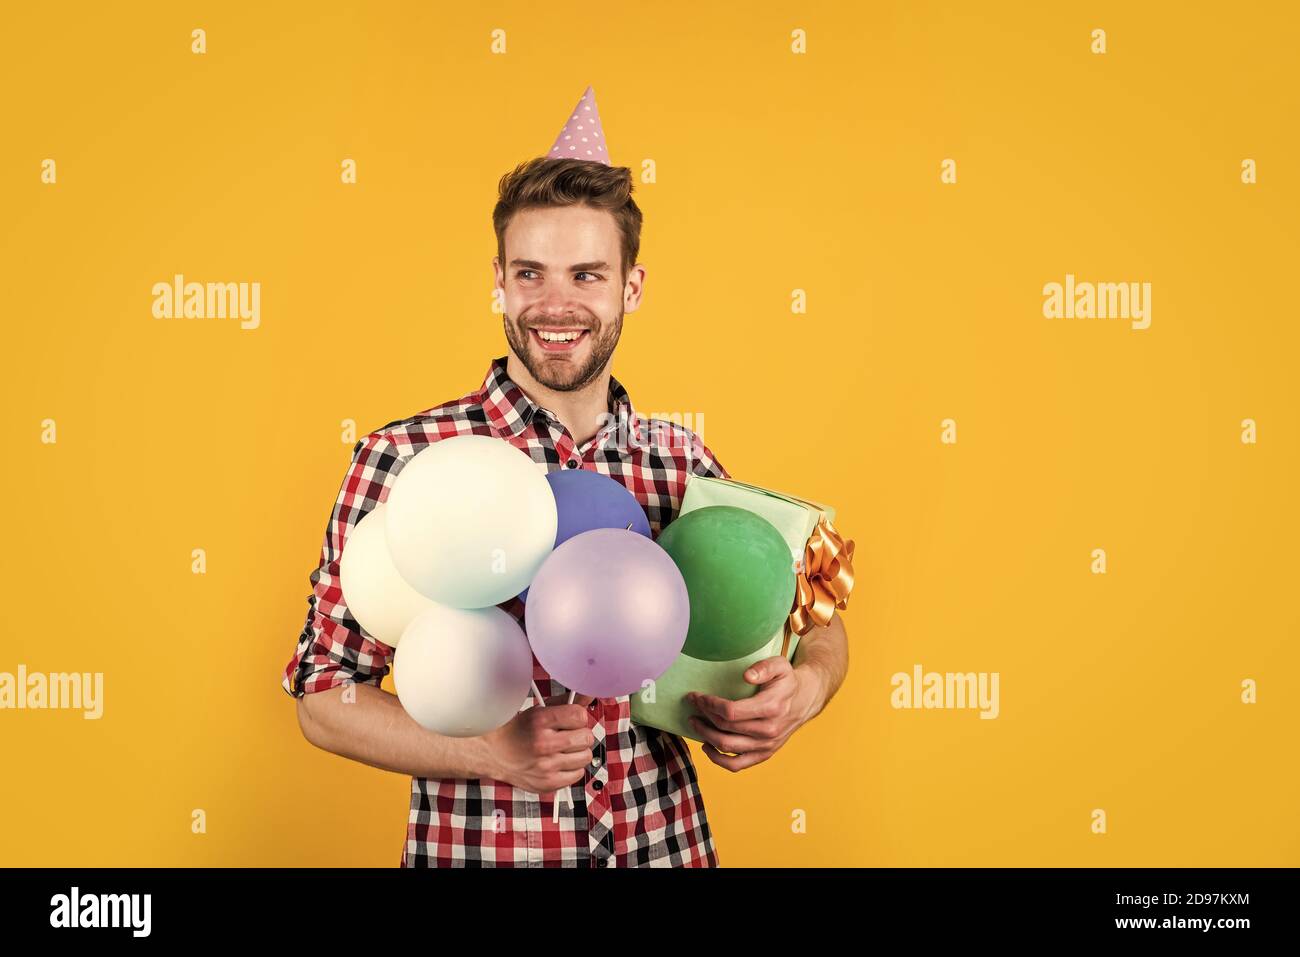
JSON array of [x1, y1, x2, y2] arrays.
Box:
[[623, 262, 646, 313]]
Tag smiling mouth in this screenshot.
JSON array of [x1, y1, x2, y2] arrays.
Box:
[[530, 327, 591, 354]]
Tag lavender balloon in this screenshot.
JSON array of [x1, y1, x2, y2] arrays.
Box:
[[525, 528, 690, 699], [518, 469, 650, 602]]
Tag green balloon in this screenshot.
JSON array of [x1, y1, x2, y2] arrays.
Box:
[[656, 506, 796, 661]]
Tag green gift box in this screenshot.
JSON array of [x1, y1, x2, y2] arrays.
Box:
[[631, 475, 837, 742]]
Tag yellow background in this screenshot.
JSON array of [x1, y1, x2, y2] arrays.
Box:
[[1, 1, 1296, 867]]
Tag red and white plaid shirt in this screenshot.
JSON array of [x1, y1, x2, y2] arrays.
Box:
[[284, 356, 728, 867]]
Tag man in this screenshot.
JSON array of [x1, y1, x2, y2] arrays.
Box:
[[283, 87, 849, 867]]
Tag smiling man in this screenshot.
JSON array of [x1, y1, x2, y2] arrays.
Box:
[[284, 86, 849, 867]]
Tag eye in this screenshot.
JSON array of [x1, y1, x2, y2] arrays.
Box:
[[516, 270, 538, 280], [575, 272, 601, 282]]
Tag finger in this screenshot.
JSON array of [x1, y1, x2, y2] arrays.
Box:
[[680, 693, 759, 734], [688, 715, 764, 755], [742, 655, 793, 687], [702, 742, 772, 772], [689, 683, 790, 722], [687, 710, 781, 739], [537, 767, 586, 794], [552, 728, 596, 754], [548, 750, 594, 773], [571, 694, 597, 708], [552, 767, 587, 788], [538, 704, 591, 731]]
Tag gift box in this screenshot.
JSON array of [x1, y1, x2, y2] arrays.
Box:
[[631, 475, 854, 742]]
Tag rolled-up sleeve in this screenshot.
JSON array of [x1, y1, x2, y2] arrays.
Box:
[[283, 432, 405, 697]]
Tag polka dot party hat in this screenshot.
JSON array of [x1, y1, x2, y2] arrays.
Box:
[[547, 85, 610, 164]]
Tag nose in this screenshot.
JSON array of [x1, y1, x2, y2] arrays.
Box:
[[535, 279, 581, 319]]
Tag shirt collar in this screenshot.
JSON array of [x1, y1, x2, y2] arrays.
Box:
[[479, 355, 639, 441]]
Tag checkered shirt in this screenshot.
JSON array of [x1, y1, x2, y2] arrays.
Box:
[[283, 356, 728, 867]]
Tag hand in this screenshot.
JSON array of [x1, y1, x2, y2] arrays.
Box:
[[482, 700, 596, 794], [686, 656, 823, 772]]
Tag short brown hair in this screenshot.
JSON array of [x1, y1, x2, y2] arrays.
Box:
[[493, 157, 643, 280]]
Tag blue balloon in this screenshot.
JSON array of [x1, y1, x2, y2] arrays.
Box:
[[518, 468, 650, 601]]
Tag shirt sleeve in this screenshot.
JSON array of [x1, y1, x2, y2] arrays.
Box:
[[282, 432, 405, 698], [689, 430, 730, 480]]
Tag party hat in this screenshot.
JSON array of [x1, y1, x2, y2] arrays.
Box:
[[547, 85, 610, 164]]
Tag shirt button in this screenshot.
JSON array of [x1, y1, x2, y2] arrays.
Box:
[[596, 858, 607, 868], [593, 779, 604, 791], [591, 755, 602, 769], [566, 459, 579, 469]]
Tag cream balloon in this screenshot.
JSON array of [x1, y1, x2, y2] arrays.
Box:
[[338, 503, 439, 647], [384, 435, 558, 608], [393, 604, 534, 737]]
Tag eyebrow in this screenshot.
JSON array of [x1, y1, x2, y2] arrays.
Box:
[[510, 259, 611, 272]]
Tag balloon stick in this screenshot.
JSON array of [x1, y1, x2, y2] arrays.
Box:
[[529, 685, 582, 813], [563, 689, 580, 814]]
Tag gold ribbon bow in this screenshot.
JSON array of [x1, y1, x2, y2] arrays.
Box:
[[787, 517, 856, 637]]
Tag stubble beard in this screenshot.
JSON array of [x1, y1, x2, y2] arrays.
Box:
[[504, 309, 624, 392]]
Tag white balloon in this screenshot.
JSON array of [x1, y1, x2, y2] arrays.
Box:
[[385, 435, 557, 608], [393, 604, 534, 737], [338, 503, 438, 647]]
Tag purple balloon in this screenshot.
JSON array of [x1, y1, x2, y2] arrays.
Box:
[[518, 468, 650, 602], [525, 528, 689, 699]]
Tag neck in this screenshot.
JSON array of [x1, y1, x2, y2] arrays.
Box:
[[505, 349, 612, 447]]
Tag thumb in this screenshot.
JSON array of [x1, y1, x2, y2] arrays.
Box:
[[743, 656, 789, 686]]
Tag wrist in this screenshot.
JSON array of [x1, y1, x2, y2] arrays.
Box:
[[792, 662, 828, 725], [470, 729, 504, 781]]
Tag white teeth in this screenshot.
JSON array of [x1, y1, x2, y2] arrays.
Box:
[[537, 330, 582, 342]]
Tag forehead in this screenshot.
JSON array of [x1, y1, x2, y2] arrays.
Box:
[[503, 204, 620, 262]]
